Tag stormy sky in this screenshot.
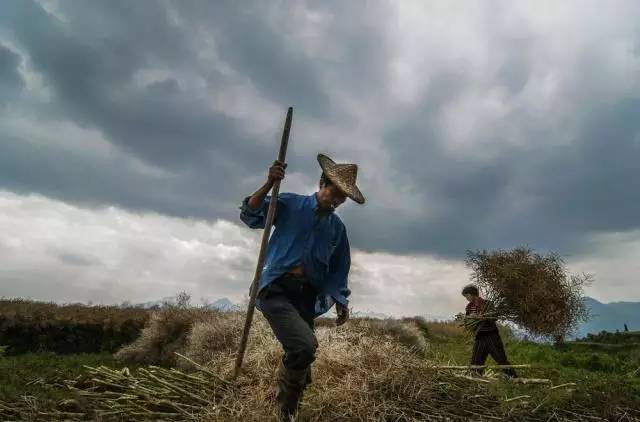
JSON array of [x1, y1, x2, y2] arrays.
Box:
[[1, 1, 639, 317]]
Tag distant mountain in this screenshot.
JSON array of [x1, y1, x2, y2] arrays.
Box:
[[203, 298, 240, 311], [577, 297, 640, 338], [351, 310, 390, 319], [134, 295, 240, 311], [135, 296, 180, 309]]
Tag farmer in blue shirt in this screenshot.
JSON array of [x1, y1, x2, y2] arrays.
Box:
[[240, 153, 364, 420]]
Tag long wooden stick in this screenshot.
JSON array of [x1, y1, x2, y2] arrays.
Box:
[[436, 364, 531, 370], [233, 107, 293, 378], [509, 378, 551, 384]]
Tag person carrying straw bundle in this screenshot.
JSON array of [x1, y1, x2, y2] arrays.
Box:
[[461, 284, 517, 378], [239, 153, 365, 420], [457, 248, 590, 376]]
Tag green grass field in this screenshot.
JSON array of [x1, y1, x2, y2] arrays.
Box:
[[2, 322, 639, 420], [425, 326, 640, 418], [0, 352, 130, 402]]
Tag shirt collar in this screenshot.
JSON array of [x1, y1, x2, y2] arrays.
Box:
[[312, 193, 334, 217], [310, 192, 319, 210]]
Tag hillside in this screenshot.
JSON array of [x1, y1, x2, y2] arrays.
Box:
[[578, 297, 640, 337]]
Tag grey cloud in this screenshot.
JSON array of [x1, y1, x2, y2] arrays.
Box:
[[1, 0, 279, 220], [496, 38, 533, 95], [5, 1, 269, 169], [0, 0, 392, 223], [366, 90, 640, 257], [1, 0, 640, 262], [521, 99, 640, 238], [0, 43, 24, 104], [0, 133, 248, 221], [181, 2, 331, 119], [171, 1, 393, 122], [55, 251, 102, 267]]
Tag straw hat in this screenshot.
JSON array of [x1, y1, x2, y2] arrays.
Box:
[[317, 153, 365, 204]]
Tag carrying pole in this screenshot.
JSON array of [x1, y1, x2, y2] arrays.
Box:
[[233, 107, 293, 378]]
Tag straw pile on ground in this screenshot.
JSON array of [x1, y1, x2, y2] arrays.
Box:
[[463, 248, 591, 341], [114, 306, 244, 369], [66, 315, 518, 421]]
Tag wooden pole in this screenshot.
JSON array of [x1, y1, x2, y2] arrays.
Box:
[[435, 364, 532, 370], [233, 107, 293, 378]]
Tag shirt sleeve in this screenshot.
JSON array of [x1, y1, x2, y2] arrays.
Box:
[[327, 227, 351, 306], [466, 303, 478, 316], [239, 193, 292, 229]]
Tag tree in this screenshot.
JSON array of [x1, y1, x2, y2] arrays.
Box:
[[175, 292, 191, 309]]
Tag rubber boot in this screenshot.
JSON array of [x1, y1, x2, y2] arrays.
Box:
[[276, 362, 310, 421]]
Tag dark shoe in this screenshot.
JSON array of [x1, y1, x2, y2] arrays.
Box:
[[276, 362, 310, 421], [504, 369, 518, 379]]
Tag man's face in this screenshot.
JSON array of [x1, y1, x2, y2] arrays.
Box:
[[463, 293, 475, 303], [317, 183, 347, 210]]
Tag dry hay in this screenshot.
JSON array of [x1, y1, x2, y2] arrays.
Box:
[[84, 315, 505, 421], [464, 248, 591, 340], [114, 307, 237, 368]]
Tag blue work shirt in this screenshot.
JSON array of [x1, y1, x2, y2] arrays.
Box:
[[239, 192, 351, 317]]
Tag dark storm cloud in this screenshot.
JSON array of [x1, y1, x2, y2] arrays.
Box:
[[0, 0, 283, 220], [0, 0, 391, 220], [0, 133, 246, 221], [0, 43, 24, 104], [362, 80, 640, 257], [522, 99, 640, 237], [170, 1, 392, 121], [340, 70, 513, 256], [3, 0, 270, 169], [1, 0, 640, 260], [174, 2, 331, 119]]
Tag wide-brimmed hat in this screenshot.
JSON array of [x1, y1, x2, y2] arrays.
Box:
[[317, 153, 365, 204]]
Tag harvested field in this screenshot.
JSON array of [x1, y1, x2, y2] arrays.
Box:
[[3, 308, 639, 421]]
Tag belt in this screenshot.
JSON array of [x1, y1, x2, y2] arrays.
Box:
[[287, 265, 305, 277], [268, 273, 317, 317]]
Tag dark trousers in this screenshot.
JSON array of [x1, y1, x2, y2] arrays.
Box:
[[471, 330, 517, 378], [258, 274, 318, 371]]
